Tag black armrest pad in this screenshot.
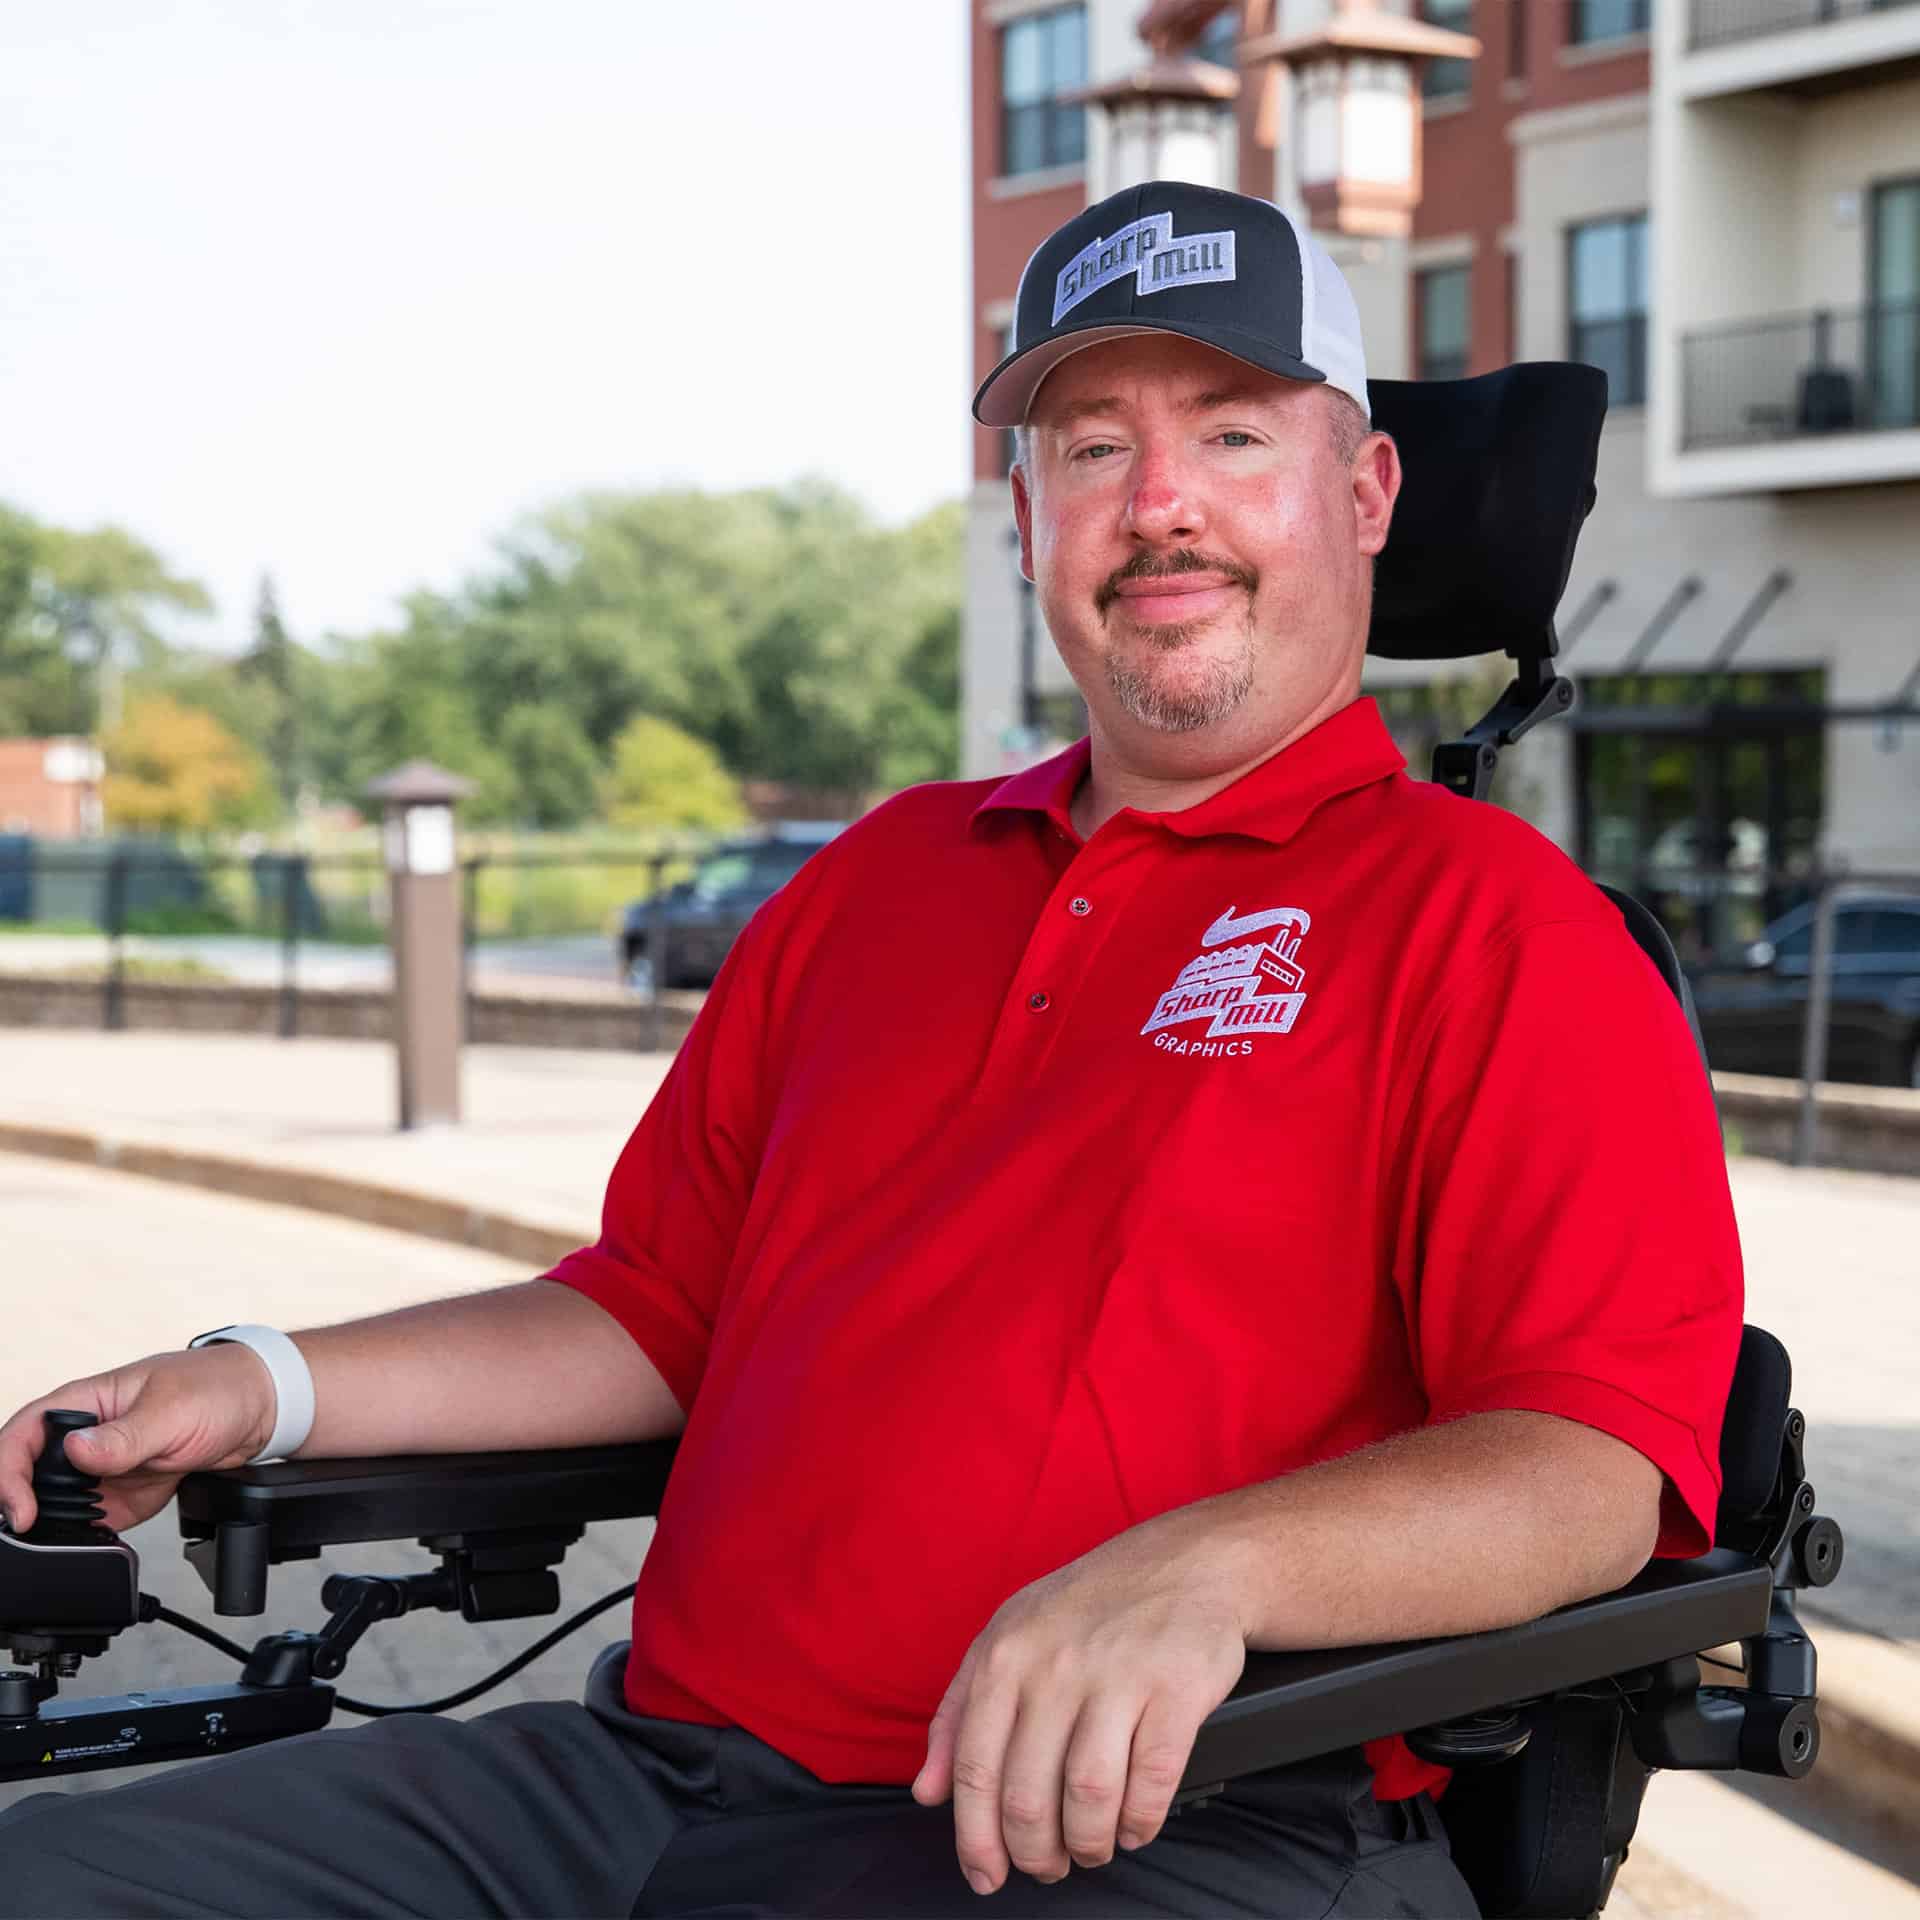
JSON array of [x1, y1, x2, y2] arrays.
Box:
[[176, 1441, 678, 1561], [1184, 1552, 1772, 1790], [174, 1453, 1772, 1799]]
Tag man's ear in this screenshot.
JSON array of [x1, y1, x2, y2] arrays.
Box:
[[1353, 431, 1401, 561], [1010, 461, 1037, 583]]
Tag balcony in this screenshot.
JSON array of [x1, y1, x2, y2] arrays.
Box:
[[1692, 0, 1920, 52], [1681, 300, 1919, 449], [1677, 0, 1920, 97]]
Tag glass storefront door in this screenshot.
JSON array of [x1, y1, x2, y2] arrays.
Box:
[[1574, 673, 1825, 964]]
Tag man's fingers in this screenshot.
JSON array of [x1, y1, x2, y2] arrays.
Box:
[[949, 1667, 1021, 1895], [912, 1659, 972, 1807], [1059, 1695, 1142, 1869], [1116, 1694, 1203, 1853], [996, 1682, 1084, 1885]]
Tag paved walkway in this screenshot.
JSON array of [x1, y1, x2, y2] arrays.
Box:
[[0, 1027, 670, 1239], [1, 1143, 1915, 1912]]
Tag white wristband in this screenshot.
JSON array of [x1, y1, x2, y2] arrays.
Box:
[[187, 1324, 317, 1465]]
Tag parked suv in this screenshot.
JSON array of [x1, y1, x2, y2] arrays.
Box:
[[619, 824, 842, 993], [1687, 892, 1920, 1089]]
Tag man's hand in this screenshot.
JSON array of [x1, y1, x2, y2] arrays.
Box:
[[910, 1518, 1249, 1896]]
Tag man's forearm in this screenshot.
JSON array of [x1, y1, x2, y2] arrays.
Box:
[[280, 1279, 684, 1459], [1156, 1409, 1664, 1651]]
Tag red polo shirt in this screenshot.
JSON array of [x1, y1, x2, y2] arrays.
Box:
[[547, 696, 1744, 1803]]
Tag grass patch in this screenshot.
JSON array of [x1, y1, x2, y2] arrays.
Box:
[[30, 956, 229, 985]]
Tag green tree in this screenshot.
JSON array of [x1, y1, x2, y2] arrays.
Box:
[[0, 503, 212, 733], [499, 702, 602, 829], [0, 504, 212, 737], [238, 574, 298, 816], [601, 713, 749, 833]]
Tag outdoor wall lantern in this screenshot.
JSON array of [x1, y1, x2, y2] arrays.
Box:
[[1072, 52, 1240, 198], [1239, 0, 1478, 238]]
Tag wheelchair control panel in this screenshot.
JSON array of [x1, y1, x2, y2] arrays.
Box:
[[0, 1411, 667, 1782]]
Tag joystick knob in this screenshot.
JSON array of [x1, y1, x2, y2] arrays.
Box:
[[30, 1410, 109, 1543]]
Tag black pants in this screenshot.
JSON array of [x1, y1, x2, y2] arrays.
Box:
[[0, 1642, 1478, 1917]]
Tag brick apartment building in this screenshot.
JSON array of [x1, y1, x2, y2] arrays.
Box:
[[965, 0, 1920, 960], [0, 737, 103, 838]]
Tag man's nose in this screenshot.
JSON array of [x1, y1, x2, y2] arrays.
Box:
[[1123, 443, 1206, 546]]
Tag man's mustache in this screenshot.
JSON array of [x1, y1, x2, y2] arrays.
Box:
[[1094, 548, 1259, 616]]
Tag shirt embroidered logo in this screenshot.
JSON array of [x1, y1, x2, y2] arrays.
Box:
[[1140, 905, 1310, 1042]]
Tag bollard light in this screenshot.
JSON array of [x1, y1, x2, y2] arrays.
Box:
[[366, 760, 474, 1131]]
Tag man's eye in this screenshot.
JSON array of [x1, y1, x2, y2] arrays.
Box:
[[1076, 442, 1121, 461], [1217, 430, 1255, 447]]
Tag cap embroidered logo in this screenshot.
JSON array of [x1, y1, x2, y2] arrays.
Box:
[[1052, 212, 1238, 326]]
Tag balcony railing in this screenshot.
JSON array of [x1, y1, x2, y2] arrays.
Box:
[[1680, 299, 1920, 450], [1690, 0, 1920, 53]]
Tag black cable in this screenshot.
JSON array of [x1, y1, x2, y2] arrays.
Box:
[[139, 1583, 636, 1717], [337, 1585, 636, 1717], [142, 1600, 252, 1663]]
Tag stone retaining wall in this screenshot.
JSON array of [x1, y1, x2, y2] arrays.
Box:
[[0, 975, 700, 1053]]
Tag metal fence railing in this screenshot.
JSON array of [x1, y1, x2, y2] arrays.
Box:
[[1597, 863, 1920, 1163], [0, 847, 392, 1037], [1680, 299, 1920, 449], [0, 840, 719, 1039], [1690, 0, 1920, 51]]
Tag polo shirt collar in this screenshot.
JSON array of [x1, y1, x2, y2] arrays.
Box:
[[969, 696, 1406, 848]]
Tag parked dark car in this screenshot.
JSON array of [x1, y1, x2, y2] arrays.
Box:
[[619, 824, 842, 992], [1687, 892, 1920, 1089]]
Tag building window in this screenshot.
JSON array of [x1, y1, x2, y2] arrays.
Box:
[[1507, 0, 1529, 84], [1569, 212, 1648, 406], [1420, 0, 1473, 100], [1002, 5, 1088, 177], [1569, 0, 1649, 45], [1194, 6, 1238, 67], [1417, 264, 1472, 380]]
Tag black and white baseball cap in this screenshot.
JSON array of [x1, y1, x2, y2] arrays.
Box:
[[972, 180, 1370, 429]]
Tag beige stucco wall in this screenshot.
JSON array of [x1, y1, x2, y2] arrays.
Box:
[[1511, 94, 1652, 367], [1795, 72, 1920, 310]]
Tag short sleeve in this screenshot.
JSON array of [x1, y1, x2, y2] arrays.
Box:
[[541, 906, 775, 1414], [1387, 915, 1745, 1558]]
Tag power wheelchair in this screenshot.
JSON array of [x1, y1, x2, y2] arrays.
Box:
[[0, 364, 1847, 1919]]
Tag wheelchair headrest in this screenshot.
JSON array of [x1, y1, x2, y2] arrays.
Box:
[[1366, 363, 1607, 666]]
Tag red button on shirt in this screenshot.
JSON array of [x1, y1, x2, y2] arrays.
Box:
[[547, 697, 1743, 1801]]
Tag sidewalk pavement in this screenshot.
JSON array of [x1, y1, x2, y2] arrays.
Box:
[[2, 1027, 1916, 1865]]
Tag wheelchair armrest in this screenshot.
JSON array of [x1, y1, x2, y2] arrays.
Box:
[[175, 1441, 678, 1610], [174, 1453, 1773, 1798], [1181, 1551, 1774, 1793]]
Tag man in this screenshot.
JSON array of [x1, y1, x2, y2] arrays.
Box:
[[0, 183, 1742, 1917]]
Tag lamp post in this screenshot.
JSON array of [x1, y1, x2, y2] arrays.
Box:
[[366, 760, 473, 1130], [1070, 52, 1240, 197], [1240, 0, 1479, 238]]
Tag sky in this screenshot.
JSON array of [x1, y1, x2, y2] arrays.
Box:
[[0, 1, 973, 650]]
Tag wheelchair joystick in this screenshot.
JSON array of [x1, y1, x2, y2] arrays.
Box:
[[28, 1410, 112, 1543], [1, 1409, 142, 1701]]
